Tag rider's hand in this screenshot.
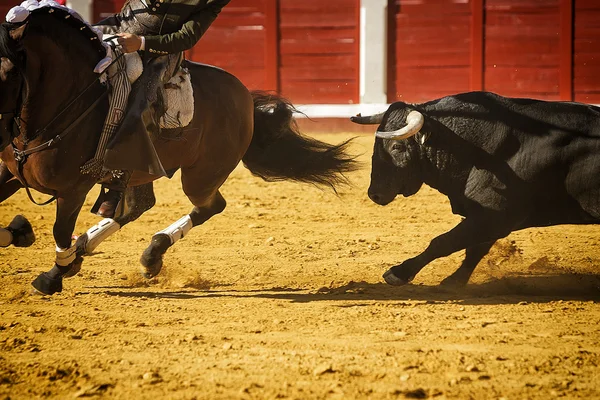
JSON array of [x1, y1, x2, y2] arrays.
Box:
[[115, 33, 142, 53]]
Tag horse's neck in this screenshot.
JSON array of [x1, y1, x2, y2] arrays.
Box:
[[20, 38, 98, 144]]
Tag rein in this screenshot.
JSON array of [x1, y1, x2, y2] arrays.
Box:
[[9, 49, 124, 206]]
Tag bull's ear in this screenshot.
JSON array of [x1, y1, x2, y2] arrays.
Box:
[[9, 23, 28, 42], [417, 131, 430, 145]]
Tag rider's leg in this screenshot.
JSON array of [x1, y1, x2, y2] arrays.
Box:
[[98, 54, 181, 218], [85, 46, 131, 218]]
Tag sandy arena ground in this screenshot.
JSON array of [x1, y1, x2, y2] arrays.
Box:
[[1, 133, 600, 399]]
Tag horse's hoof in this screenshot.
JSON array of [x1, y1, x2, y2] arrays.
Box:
[[62, 257, 83, 279], [383, 269, 409, 286], [139, 259, 163, 279], [31, 272, 63, 295], [139, 234, 170, 278], [8, 215, 35, 247]]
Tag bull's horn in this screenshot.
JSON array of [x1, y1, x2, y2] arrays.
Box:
[[350, 112, 385, 125], [375, 110, 424, 140]]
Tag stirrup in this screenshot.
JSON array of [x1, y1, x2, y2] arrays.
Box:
[[91, 186, 124, 218]]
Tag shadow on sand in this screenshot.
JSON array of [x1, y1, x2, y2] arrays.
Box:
[[94, 272, 600, 305]]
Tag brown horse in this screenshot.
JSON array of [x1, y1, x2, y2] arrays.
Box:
[[0, 7, 358, 295]]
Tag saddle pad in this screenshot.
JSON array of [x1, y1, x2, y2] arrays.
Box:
[[101, 40, 194, 129], [120, 50, 194, 129], [160, 67, 194, 129]]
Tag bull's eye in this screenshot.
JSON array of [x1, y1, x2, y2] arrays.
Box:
[[391, 143, 404, 152]]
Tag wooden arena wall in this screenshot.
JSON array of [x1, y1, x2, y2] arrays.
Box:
[[0, 0, 598, 105], [93, 0, 361, 105], [389, 0, 600, 103]]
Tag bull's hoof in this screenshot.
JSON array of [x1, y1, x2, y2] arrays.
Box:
[[8, 215, 35, 247], [440, 274, 469, 288], [383, 269, 409, 286], [139, 234, 171, 279], [31, 272, 63, 295]]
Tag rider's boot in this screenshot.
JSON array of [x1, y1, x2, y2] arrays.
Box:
[[97, 171, 132, 219]]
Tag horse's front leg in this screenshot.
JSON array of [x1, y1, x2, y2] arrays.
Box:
[[0, 215, 35, 248], [0, 162, 23, 202], [0, 163, 33, 248], [31, 193, 87, 295], [73, 183, 156, 258], [58, 183, 156, 279]]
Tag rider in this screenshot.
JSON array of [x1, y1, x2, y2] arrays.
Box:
[[92, 0, 230, 218]]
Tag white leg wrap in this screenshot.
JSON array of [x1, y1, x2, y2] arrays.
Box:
[[156, 215, 193, 245], [0, 228, 13, 247], [56, 244, 77, 266], [85, 218, 121, 254]]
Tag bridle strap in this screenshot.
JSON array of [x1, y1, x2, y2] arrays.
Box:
[[9, 47, 124, 206], [11, 90, 108, 162], [3, 29, 125, 206], [10, 90, 108, 205]]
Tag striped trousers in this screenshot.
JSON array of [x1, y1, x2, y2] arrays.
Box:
[[81, 48, 131, 178]]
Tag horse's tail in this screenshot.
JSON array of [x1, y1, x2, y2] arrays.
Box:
[[242, 91, 359, 190]]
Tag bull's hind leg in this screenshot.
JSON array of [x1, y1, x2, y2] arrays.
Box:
[[140, 190, 227, 278], [440, 240, 496, 287], [383, 213, 516, 286]]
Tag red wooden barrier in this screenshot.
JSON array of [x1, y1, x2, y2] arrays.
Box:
[[278, 0, 359, 104], [93, 0, 125, 22], [187, 0, 270, 91], [4, 0, 599, 105], [88, 0, 360, 104], [388, 0, 472, 103], [573, 0, 600, 103], [485, 0, 561, 100], [389, 0, 600, 103]]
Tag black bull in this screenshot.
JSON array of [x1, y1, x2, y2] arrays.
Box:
[[352, 91, 600, 286]]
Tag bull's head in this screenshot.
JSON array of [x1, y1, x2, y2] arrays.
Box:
[[352, 108, 426, 205]]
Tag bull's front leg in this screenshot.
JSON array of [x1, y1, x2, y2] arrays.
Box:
[[31, 194, 87, 295], [383, 215, 515, 286]]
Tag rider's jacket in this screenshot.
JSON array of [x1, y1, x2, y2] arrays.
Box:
[[100, 0, 230, 56]]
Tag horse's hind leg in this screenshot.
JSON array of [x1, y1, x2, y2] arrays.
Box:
[[115, 183, 157, 226], [140, 189, 227, 278]]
